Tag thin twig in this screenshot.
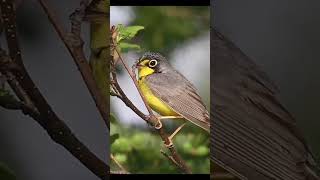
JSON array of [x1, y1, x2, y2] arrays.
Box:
[[110, 71, 147, 120], [110, 59, 147, 119], [3, 71, 39, 114], [111, 39, 159, 126], [116, 48, 155, 116], [110, 89, 122, 99], [0, 1, 109, 179], [110, 154, 129, 173], [160, 150, 184, 172], [0, 51, 109, 180], [37, 0, 109, 129]]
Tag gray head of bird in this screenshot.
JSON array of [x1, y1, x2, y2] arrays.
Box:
[[134, 52, 172, 73]]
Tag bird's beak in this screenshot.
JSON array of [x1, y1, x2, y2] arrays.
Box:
[[134, 61, 142, 69]]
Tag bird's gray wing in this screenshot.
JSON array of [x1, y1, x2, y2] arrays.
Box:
[[145, 71, 210, 132], [212, 29, 319, 180]]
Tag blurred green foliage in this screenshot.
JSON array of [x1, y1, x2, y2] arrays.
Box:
[[131, 6, 210, 55], [111, 6, 210, 174], [111, 117, 210, 174]]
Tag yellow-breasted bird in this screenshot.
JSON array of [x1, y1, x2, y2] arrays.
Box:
[[134, 52, 210, 144]]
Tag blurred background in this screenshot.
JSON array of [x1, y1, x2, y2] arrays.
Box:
[[1, 0, 318, 178], [0, 0, 107, 180], [110, 6, 210, 173], [214, 0, 320, 163]]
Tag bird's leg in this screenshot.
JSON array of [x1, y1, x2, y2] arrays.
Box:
[[158, 116, 183, 120], [152, 115, 185, 147], [154, 116, 183, 129], [166, 122, 186, 148], [145, 115, 163, 129]]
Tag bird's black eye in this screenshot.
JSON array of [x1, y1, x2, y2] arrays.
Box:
[[148, 59, 158, 68]]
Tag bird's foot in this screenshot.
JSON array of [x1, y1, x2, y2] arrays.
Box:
[[145, 115, 162, 129], [164, 138, 174, 148], [164, 123, 186, 148], [157, 115, 183, 120]]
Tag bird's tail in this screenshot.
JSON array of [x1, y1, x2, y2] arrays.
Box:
[[306, 153, 320, 180]]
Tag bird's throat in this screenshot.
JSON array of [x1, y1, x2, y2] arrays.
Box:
[[138, 67, 155, 79]]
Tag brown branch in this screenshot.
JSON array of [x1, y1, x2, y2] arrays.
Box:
[[37, 0, 109, 129], [109, 89, 122, 99], [116, 48, 155, 117], [0, 51, 109, 180], [110, 26, 192, 174], [0, 1, 108, 179], [110, 154, 129, 174], [160, 149, 185, 172], [110, 27, 157, 126], [110, 70, 147, 120], [1, 71, 38, 114]]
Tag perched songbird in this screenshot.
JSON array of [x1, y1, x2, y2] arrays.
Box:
[[134, 52, 210, 145], [211, 29, 320, 180]]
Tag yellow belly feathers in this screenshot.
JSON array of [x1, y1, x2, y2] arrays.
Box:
[[138, 77, 178, 116]]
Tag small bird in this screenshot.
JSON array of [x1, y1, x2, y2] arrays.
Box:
[[134, 52, 210, 145]]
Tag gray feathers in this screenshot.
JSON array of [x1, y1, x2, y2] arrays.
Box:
[[143, 59, 210, 132], [212, 29, 319, 180]]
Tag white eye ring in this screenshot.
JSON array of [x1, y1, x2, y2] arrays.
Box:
[[148, 59, 158, 67]]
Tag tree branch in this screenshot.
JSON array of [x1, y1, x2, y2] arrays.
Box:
[[110, 26, 192, 174], [110, 154, 129, 174], [37, 0, 109, 129], [160, 150, 186, 172], [110, 69, 146, 120], [0, 1, 108, 179]]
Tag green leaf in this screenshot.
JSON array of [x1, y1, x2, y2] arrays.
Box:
[[110, 133, 119, 145], [118, 42, 141, 53], [116, 24, 144, 42], [0, 163, 16, 180]]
